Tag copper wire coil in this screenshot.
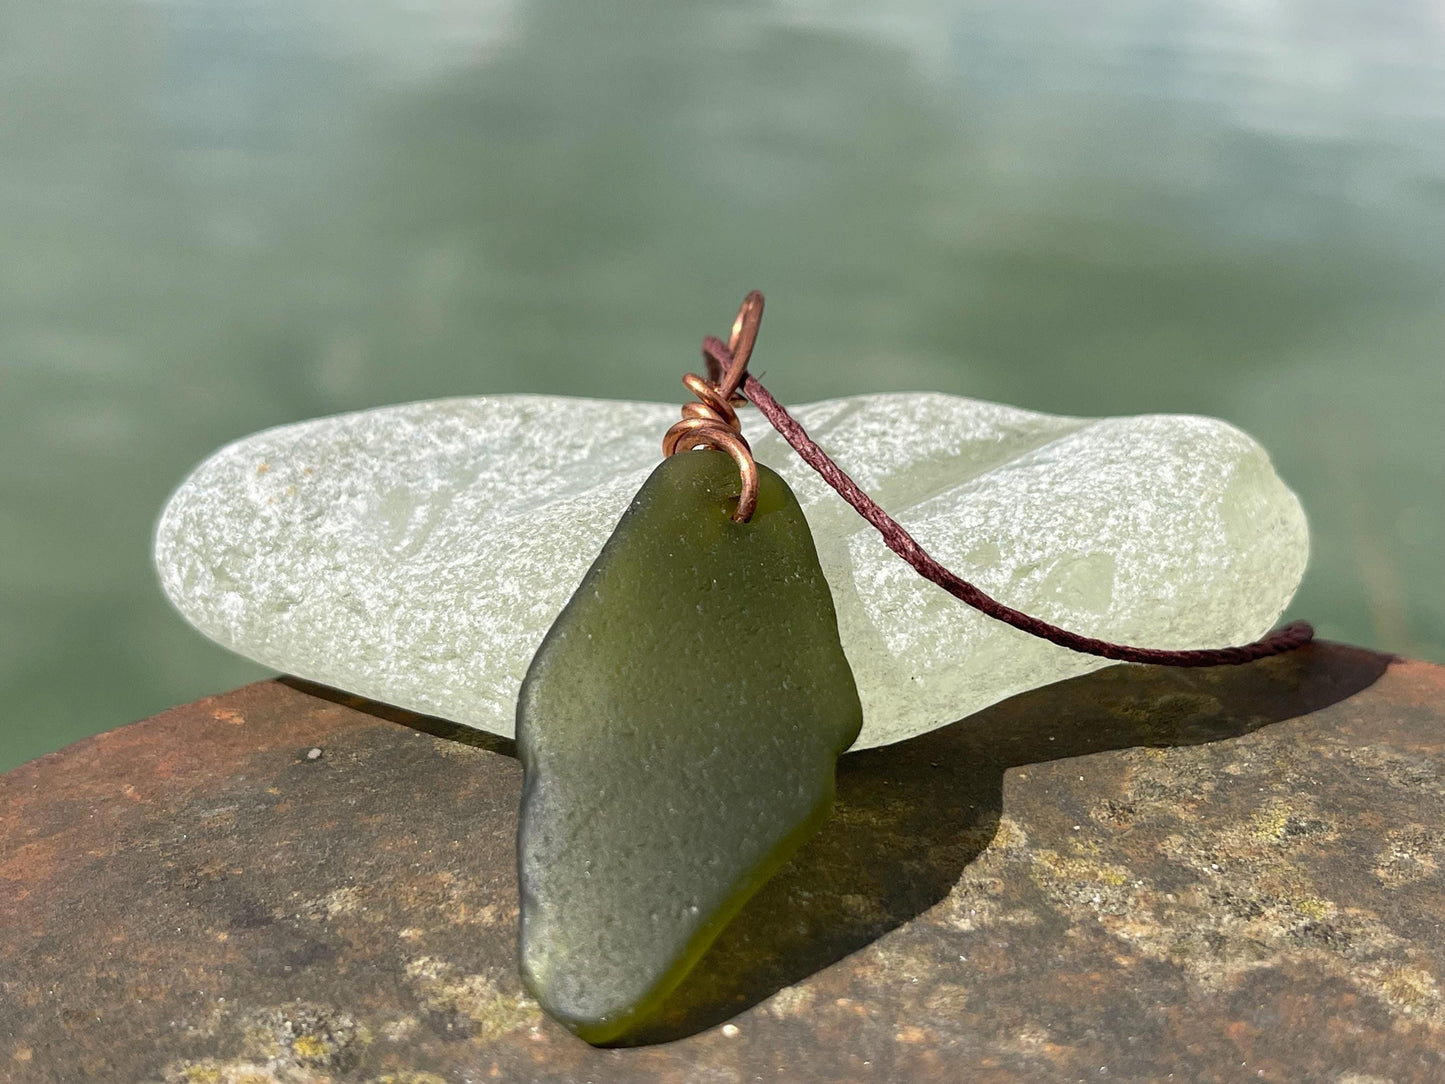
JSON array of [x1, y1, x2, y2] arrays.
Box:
[[665, 424, 759, 523], [662, 292, 765, 523]]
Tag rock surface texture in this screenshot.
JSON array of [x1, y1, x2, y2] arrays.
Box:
[[154, 393, 1309, 748], [3, 643, 1443, 1082]]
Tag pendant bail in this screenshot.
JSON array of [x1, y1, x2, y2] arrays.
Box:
[[662, 292, 765, 524]]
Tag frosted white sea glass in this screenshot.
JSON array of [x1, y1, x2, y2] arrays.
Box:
[[154, 393, 1308, 749]]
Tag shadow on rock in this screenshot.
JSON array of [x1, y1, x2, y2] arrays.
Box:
[[278, 676, 518, 758], [282, 641, 1392, 1047], [619, 640, 1392, 1044]]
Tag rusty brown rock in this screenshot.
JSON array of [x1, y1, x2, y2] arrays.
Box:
[[2, 642, 1443, 1082]]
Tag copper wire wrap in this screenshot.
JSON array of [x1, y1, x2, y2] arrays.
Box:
[[663, 291, 765, 523]]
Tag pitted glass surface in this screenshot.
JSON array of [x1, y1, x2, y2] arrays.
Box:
[[516, 450, 862, 1043]]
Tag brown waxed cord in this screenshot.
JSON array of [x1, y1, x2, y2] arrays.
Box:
[[690, 291, 1314, 667]]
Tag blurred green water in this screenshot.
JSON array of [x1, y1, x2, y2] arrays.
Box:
[[1, 0, 1442, 771]]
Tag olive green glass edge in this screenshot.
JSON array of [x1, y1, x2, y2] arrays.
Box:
[[549, 778, 840, 1046]]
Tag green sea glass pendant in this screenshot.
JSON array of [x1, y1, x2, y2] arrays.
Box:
[[516, 448, 862, 1044]]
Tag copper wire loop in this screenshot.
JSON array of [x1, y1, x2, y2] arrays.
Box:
[[663, 292, 766, 523]]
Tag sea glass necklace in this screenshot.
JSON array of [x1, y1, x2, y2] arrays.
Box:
[[514, 293, 1313, 1045]]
